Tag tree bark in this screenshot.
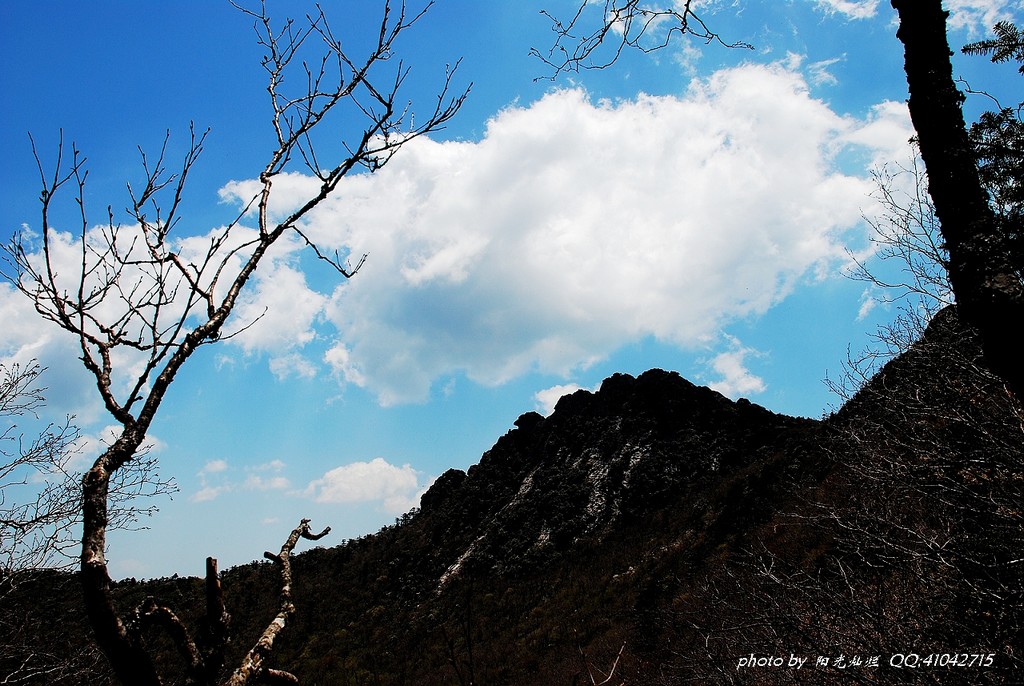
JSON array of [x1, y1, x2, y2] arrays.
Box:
[[892, 0, 1024, 398], [81, 440, 162, 686], [224, 520, 329, 686]]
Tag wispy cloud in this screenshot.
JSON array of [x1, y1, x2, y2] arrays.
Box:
[[810, 0, 880, 20], [946, 0, 1024, 34], [192, 459, 231, 502], [812, 0, 1024, 33], [190, 458, 290, 502]]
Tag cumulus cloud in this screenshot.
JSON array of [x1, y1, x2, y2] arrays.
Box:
[[272, 62, 912, 404], [704, 337, 767, 398], [6, 61, 914, 410], [219, 172, 322, 224], [304, 458, 426, 513], [228, 260, 327, 357]]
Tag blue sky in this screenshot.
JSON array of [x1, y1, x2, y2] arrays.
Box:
[[1, 0, 1020, 579]]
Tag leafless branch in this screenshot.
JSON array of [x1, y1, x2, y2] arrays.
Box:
[[226, 519, 330, 686], [532, 0, 751, 80], [827, 145, 953, 402]]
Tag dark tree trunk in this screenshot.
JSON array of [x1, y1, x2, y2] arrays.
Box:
[[81, 449, 162, 686], [892, 0, 1024, 397]]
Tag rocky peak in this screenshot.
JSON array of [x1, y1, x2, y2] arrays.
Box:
[[418, 368, 810, 586]]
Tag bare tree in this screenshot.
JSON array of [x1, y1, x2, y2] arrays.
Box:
[[131, 519, 331, 686], [660, 306, 1024, 684], [1, 361, 82, 574], [1, 1, 467, 683], [848, 153, 952, 311], [1, 360, 170, 575], [0, 361, 98, 686], [826, 149, 952, 401]]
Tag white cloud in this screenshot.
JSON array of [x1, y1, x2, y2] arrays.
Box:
[[843, 101, 918, 170], [191, 486, 228, 503], [807, 56, 845, 87], [268, 353, 318, 380], [62, 425, 165, 475], [243, 459, 290, 491], [228, 260, 327, 356], [3, 184, 350, 388], [191, 458, 293, 501], [219, 172, 322, 224], [811, 0, 880, 20], [6, 62, 915, 411], [1, 220, 324, 421], [280, 62, 912, 405], [191, 459, 231, 502], [705, 338, 767, 398], [200, 459, 229, 475], [0, 282, 105, 424], [946, 0, 1024, 34], [534, 383, 595, 416], [304, 457, 425, 513], [857, 287, 878, 321], [814, 0, 1024, 34], [244, 474, 291, 491]]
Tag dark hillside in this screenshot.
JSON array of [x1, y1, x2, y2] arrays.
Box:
[[3, 306, 1020, 684], [658, 306, 1023, 683]]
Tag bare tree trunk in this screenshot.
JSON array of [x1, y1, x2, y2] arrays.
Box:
[[892, 0, 1024, 398], [81, 438, 162, 686]]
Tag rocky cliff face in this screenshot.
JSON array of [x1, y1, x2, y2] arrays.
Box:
[[416, 369, 813, 587]]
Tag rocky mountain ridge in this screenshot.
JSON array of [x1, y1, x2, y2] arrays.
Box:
[[419, 369, 813, 589], [3, 305, 1021, 684]]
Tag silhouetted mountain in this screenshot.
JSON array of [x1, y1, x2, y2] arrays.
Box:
[[3, 305, 1021, 684]]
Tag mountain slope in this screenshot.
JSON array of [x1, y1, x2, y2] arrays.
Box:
[[3, 305, 1021, 684], [417, 369, 813, 587]]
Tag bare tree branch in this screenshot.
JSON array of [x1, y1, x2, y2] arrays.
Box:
[[226, 519, 330, 686], [532, 0, 751, 80]]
